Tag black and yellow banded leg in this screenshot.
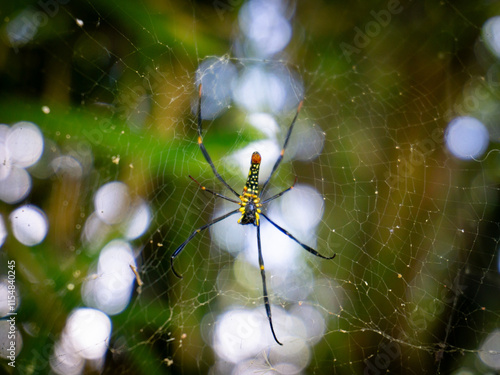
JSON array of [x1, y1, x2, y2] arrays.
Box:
[[189, 175, 240, 204], [257, 223, 283, 345], [261, 212, 336, 260], [170, 208, 240, 278], [260, 101, 303, 196], [261, 177, 297, 205], [196, 84, 240, 198]]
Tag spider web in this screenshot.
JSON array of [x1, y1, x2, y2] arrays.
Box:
[[1, 0, 500, 374]]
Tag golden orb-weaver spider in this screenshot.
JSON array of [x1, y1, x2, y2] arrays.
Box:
[[171, 85, 336, 345]]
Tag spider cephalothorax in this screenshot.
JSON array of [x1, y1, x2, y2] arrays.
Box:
[[171, 85, 336, 345]]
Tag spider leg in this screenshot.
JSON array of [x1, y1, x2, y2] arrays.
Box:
[[197, 84, 240, 198], [257, 224, 283, 346], [260, 101, 303, 197], [261, 213, 336, 260], [171, 208, 240, 278], [261, 177, 297, 205], [189, 175, 240, 204]]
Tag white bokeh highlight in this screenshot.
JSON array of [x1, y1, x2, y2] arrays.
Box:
[[5, 8, 41, 48], [82, 212, 112, 250], [0, 122, 45, 204], [122, 198, 151, 240], [51, 155, 83, 180], [51, 342, 85, 375], [211, 306, 312, 373], [82, 240, 137, 315], [289, 304, 327, 345], [196, 58, 238, 119], [210, 205, 246, 257], [239, 0, 292, 57], [51, 308, 111, 374], [0, 167, 31, 204], [244, 218, 299, 271], [94, 181, 131, 225], [6, 121, 44, 168], [233, 66, 291, 113], [213, 309, 265, 363], [445, 116, 489, 160], [0, 215, 6, 248], [479, 329, 500, 369], [0, 125, 11, 180], [290, 123, 326, 162], [247, 112, 280, 139], [279, 184, 325, 235], [483, 16, 500, 59], [66, 308, 111, 359], [84, 182, 151, 248], [9, 205, 48, 246]]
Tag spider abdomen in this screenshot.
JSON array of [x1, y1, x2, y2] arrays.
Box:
[[238, 151, 262, 225]]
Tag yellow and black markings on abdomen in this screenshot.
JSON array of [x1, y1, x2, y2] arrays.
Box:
[[245, 152, 261, 195], [238, 152, 262, 225]]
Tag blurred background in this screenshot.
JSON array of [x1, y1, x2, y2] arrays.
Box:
[[1, 0, 500, 374]]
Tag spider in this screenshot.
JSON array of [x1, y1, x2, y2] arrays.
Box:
[[171, 85, 336, 345]]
